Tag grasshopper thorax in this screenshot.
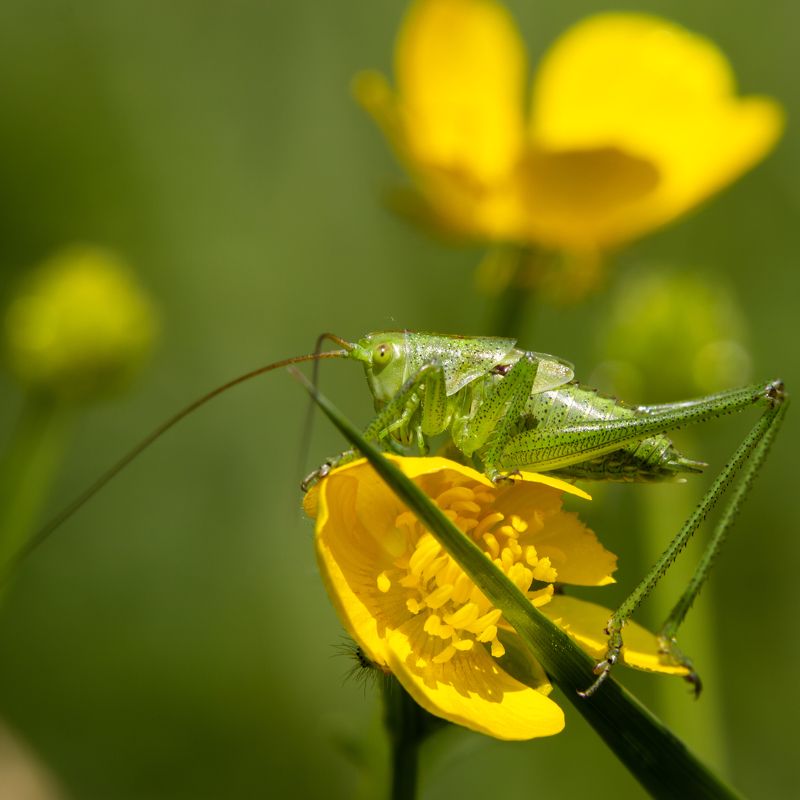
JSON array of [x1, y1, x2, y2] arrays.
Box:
[[350, 332, 519, 407]]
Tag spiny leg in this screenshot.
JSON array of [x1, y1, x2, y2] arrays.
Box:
[[452, 355, 539, 481], [580, 381, 787, 697], [657, 394, 789, 693], [497, 381, 778, 474], [301, 363, 447, 491]]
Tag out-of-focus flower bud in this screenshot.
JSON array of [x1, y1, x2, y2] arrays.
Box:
[[4, 246, 158, 402], [595, 269, 750, 401]]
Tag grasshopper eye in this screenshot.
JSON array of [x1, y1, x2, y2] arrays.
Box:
[[372, 342, 395, 369]]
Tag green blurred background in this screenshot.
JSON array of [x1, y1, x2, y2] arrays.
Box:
[[0, 1, 797, 797]]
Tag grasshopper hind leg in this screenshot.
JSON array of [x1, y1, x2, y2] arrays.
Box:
[[581, 380, 788, 697]]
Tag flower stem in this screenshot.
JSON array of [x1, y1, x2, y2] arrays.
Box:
[[382, 677, 421, 800], [0, 393, 72, 582]]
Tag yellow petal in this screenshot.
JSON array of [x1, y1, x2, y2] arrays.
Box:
[[539, 594, 690, 677], [385, 624, 564, 740], [395, 0, 527, 183], [530, 13, 784, 248]]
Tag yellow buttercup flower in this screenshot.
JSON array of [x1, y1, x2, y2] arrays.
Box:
[[305, 456, 687, 741], [356, 1, 783, 257]]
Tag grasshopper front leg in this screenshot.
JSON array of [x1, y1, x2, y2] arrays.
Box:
[[301, 363, 448, 491]]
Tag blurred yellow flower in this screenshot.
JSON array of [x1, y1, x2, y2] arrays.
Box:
[[305, 456, 687, 740], [356, 0, 783, 257], [4, 246, 158, 402]]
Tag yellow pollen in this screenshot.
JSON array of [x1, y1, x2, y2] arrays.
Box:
[[433, 645, 457, 664], [408, 534, 441, 576], [491, 640, 506, 658], [498, 523, 519, 539], [533, 557, 557, 583], [435, 486, 475, 506], [376, 571, 391, 593], [474, 512, 505, 539], [424, 615, 454, 639], [471, 609, 503, 631], [389, 479, 557, 671], [407, 598, 423, 614], [511, 515, 528, 533], [482, 532, 500, 558], [423, 555, 450, 583], [450, 500, 481, 514], [451, 572, 474, 604], [425, 584, 454, 609], [477, 625, 497, 643], [444, 602, 480, 629]]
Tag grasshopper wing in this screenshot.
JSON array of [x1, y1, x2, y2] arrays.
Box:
[[530, 353, 574, 393]]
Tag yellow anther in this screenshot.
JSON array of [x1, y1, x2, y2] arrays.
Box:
[[529, 586, 554, 607], [433, 645, 457, 664], [491, 640, 506, 659], [424, 614, 442, 635], [501, 547, 514, 571], [425, 584, 454, 609], [508, 563, 533, 592], [408, 535, 441, 576], [435, 486, 475, 506], [444, 602, 479, 629], [376, 571, 391, 593], [406, 598, 423, 614], [525, 545, 539, 566], [533, 557, 557, 583], [451, 572, 474, 604], [450, 500, 482, 514], [474, 512, 505, 539], [471, 608, 502, 631], [481, 532, 500, 558], [498, 524, 518, 539], [453, 639, 475, 651], [422, 555, 450, 583], [510, 515, 528, 533], [473, 491, 495, 505], [459, 518, 479, 532], [438, 558, 462, 588], [477, 625, 498, 643]]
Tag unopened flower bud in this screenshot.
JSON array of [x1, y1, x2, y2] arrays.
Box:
[[4, 246, 158, 402]]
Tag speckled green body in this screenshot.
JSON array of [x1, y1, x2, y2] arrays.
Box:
[[351, 332, 702, 483]]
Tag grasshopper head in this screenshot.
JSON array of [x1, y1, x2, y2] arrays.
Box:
[[350, 332, 409, 405]]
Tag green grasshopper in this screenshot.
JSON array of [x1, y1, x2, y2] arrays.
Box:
[[300, 331, 788, 696], [27, 330, 787, 697]]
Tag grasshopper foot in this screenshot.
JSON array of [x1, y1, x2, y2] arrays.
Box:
[[658, 633, 703, 698], [301, 462, 331, 493], [488, 468, 521, 485], [301, 449, 359, 492], [578, 621, 624, 698]]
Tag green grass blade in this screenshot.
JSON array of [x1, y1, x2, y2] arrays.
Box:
[[296, 372, 743, 800]]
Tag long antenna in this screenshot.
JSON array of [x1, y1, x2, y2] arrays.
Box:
[[298, 332, 354, 480], [13, 348, 349, 568]]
